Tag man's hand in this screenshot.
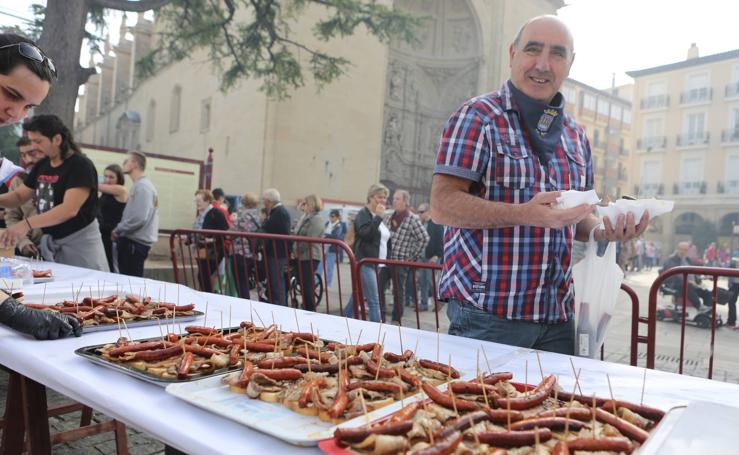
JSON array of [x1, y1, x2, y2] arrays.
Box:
[[111, 231, 119, 241], [0, 222, 29, 248], [521, 191, 593, 229], [595, 211, 650, 242], [374, 203, 386, 218]]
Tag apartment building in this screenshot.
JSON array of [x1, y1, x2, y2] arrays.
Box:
[[627, 45, 739, 252], [561, 78, 632, 200]]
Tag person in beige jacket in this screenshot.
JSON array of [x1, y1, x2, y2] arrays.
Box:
[[293, 194, 326, 311], [5, 137, 43, 257]]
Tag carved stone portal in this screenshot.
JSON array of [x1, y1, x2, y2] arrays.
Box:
[[380, 0, 481, 205]]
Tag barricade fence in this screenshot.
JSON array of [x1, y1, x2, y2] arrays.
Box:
[[170, 229, 644, 364], [169, 229, 360, 317], [647, 266, 739, 379]]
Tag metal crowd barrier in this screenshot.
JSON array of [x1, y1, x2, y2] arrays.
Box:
[[170, 229, 645, 365], [353, 257, 444, 329], [169, 229, 359, 316], [647, 265, 739, 379]]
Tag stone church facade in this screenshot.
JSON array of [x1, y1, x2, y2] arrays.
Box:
[[76, 0, 563, 206]]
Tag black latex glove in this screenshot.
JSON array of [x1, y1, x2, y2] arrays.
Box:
[[0, 297, 83, 340]]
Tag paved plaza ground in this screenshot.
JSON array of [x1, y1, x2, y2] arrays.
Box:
[[2, 266, 737, 453]]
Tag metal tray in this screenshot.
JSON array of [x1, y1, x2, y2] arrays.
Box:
[[75, 327, 239, 386], [79, 311, 202, 333]]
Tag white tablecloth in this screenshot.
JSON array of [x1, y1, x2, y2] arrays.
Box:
[[3, 262, 739, 454]]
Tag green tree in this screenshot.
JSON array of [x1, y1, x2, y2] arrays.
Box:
[[29, 0, 420, 127], [692, 219, 718, 254]]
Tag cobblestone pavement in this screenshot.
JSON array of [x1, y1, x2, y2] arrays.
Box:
[[2, 266, 736, 453]]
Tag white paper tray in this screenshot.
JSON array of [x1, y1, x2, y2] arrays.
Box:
[[166, 374, 424, 446], [638, 401, 739, 455]]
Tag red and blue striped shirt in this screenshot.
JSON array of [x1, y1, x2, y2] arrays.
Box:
[[434, 82, 593, 323]]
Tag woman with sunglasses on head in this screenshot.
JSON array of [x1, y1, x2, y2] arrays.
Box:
[[0, 33, 82, 340]]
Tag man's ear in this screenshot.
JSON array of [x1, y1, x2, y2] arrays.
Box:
[[52, 133, 62, 147], [508, 43, 516, 68]]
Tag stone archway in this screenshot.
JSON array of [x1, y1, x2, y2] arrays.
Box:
[[380, 0, 482, 206], [674, 212, 705, 235], [719, 212, 739, 236]]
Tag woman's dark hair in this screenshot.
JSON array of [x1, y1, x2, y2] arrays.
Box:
[[22, 114, 81, 160], [105, 164, 125, 185], [0, 33, 55, 82]]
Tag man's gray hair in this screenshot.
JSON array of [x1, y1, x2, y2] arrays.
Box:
[[512, 15, 574, 54], [395, 189, 410, 204], [262, 188, 281, 204], [417, 202, 430, 212]]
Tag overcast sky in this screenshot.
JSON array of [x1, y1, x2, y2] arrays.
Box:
[[3, 0, 739, 90]]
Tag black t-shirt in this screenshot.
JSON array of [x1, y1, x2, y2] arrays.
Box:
[[25, 152, 99, 239]]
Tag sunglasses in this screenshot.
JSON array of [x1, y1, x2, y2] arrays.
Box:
[[0, 42, 56, 77]]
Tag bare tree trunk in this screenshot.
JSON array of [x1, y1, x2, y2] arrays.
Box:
[[36, 0, 92, 128]]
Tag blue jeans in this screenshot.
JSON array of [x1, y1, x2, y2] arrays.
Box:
[[266, 256, 287, 306], [447, 299, 575, 355], [322, 250, 338, 288], [343, 264, 381, 322]]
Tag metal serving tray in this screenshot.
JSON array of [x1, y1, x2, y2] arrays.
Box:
[[78, 311, 202, 333], [75, 327, 239, 386]]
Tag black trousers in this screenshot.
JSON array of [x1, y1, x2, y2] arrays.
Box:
[[117, 237, 150, 277]]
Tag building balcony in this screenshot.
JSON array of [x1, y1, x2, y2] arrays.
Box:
[[721, 128, 739, 143], [637, 136, 667, 150], [673, 181, 706, 195], [637, 183, 663, 197], [676, 131, 710, 147], [725, 82, 739, 98], [680, 87, 712, 104], [640, 95, 669, 110]]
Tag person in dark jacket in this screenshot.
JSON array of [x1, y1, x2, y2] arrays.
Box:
[[342, 183, 390, 322], [193, 189, 229, 293], [261, 188, 291, 306], [416, 202, 443, 311]]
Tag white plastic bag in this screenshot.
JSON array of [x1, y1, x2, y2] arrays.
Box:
[[572, 231, 624, 358]]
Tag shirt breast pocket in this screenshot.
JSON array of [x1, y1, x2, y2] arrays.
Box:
[[563, 146, 588, 191], [494, 141, 534, 190]]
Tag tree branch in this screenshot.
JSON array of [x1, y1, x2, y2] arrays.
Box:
[[90, 0, 173, 13], [77, 66, 98, 86]]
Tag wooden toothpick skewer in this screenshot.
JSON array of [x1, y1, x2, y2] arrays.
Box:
[[506, 395, 512, 430], [121, 316, 132, 341], [524, 360, 529, 396], [413, 338, 419, 357], [204, 301, 209, 328], [534, 425, 540, 450], [376, 322, 382, 344], [640, 369, 647, 406], [42, 283, 47, 305], [535, 352, 544, 381], [156, 317, 164, 341], [478, 374, 490, 408], [345, 318, 353, 345], [229, 303, 232, 331], [447, 382, 459, 416], [607, 374, 618, 414], [355, 329, 363, 345], [436, 329, 440, 363], [481, 345, 492, 374], [476, 349, 480, 379], [398, 325, 403, 353], [293, 309, 300, 332], [359, 389, 369, 424], [591, 394, 597, 439], [115, 308, 122, 339], [253, 308, 265, 327], [271, 311, 276, 328], [569, 358, 584, 395]]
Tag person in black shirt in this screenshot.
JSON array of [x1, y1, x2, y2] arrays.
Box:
[[0, 114, 109, 271], [98, 164, 128, 272], [261, 188, 291, 306], [193, 189, 229, 293]]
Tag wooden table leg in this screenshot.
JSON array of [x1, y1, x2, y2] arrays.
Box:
[[20, 375, 51, 455], [0, 371, 25, 455]]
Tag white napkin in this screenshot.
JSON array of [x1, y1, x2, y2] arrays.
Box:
[[597, 198, 674, 225], [556, 189, 600, 209]]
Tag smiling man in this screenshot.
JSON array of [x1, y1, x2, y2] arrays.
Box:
[[430, 16, 649, 354]]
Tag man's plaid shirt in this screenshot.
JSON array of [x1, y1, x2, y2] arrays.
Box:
[[434, 82, 593, 323], [383, 212, 430, 261]]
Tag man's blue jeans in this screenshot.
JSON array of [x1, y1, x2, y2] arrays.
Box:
[[446, 299, 575, 355], [343, 264, 381, 322]]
